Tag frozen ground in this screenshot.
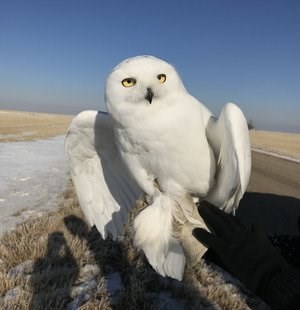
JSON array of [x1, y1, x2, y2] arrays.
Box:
[[0, 135, 70, 235]]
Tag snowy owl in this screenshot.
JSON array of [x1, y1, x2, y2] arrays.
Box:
[[65, 55, 251, 281]]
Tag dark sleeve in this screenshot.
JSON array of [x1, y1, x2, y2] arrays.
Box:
[[261, 266, 300, 310]]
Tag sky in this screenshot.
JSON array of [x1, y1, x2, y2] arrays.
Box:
[[0, 0, 299, 132]]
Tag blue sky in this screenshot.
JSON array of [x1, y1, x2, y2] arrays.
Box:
[[1, 0, 299, 132]]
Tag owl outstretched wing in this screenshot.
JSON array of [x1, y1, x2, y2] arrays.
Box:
[[65, 110, 141, 239], [205, 103, 251, 213]]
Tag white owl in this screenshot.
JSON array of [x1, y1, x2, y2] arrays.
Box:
[[65, 55, 251, 280]]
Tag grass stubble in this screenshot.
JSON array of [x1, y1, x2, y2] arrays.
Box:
[[0, 183, 266, 310]]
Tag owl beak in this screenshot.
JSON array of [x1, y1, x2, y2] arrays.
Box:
[[145, 88, 154, 104]]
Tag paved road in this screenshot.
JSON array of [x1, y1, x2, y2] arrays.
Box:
[[237, 151, 300, 235]]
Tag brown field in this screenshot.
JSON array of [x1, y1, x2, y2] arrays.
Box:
[[0, 110, 74, 142]]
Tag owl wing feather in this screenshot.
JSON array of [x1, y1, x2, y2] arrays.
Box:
[[65, 110, 141, 240], [205, 103, 251, 213]]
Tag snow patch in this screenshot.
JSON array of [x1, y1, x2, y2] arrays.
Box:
[[20, 177, 32, 181], [0, 135, 70, 235]]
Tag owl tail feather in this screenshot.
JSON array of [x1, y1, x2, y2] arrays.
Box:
[[133, 193, 186, 281]]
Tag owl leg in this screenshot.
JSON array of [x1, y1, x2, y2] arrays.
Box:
[[133, 193, 186, 280]]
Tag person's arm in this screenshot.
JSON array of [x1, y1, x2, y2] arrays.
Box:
[[193, 201, 300, 310]]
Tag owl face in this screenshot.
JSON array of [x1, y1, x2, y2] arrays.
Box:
[[105, 56, 186, 113]]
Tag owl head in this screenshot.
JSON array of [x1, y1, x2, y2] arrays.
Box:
[[105, 55, 186, 117]]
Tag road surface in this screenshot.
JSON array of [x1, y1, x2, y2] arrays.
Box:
[[237, 151, 300, 235]]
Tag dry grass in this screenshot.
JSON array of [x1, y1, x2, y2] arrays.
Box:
[[0, 184, 110, 309], [250, 130, 300, 159], [0, 183, 265, 309], [0, 110, 73, 142]]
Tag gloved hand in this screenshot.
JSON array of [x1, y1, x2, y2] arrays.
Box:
[[193, 201, 287, 295]]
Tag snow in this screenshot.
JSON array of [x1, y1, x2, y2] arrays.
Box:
[[0, 135, 70, 235]]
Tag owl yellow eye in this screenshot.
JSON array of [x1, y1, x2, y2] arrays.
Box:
[[157, 74, 166, 83], [122, 78, 136, 87]]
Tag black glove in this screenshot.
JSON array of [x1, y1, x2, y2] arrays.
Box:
[[193, 201, 287, 296]]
